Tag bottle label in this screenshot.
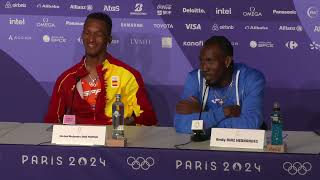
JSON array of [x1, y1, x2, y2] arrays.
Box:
[[113, 111, 120, 118], [117, 125, 124, 131]]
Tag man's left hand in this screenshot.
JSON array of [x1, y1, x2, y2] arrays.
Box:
[[176, 96, 201, 114]]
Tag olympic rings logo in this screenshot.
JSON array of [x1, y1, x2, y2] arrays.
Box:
[[127, 156, 155, 170], [283, 162, 312, 176]]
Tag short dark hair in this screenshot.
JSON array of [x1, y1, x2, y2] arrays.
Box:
[[85, 12, 112, 35], [204, 36, 233, 57]]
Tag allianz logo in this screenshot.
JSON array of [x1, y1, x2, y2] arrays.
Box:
[[70, 4, 93, 11], [279, 25, 303, 32]]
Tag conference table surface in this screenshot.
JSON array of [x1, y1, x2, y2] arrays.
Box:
[[0, 122, 319, 154], [0, 122, 319, 180]]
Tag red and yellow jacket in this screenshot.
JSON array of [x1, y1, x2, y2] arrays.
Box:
[[44, 53, 158, 125]]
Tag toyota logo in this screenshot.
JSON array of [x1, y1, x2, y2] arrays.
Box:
[[283, 162, 312, 176], [127, 156, 155, 170]]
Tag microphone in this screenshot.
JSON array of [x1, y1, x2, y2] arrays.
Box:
[[191, 83, 211, 142], [67, 76, 80, 115], [198, 83, 209, 120]]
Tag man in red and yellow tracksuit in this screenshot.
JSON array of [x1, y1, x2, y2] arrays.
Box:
[[44, 12, 157, 125]]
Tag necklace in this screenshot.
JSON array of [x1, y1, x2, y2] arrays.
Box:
[[84, 58, 99, 87]]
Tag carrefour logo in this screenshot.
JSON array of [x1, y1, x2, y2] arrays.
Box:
[[285, 41, 298, 50]]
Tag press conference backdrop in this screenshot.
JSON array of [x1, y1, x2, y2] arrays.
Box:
[[0, 0, 319, 130]]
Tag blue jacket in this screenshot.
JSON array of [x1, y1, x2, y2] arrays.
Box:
[[174, 63, 266, 133]]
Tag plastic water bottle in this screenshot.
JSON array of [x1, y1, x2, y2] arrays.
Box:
[[112, 94, 124, 139], [271, 102, 283, 145]]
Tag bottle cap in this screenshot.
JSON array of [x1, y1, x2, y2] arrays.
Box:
[[273, 102, 280, 109], [116, 94, 121, 99]]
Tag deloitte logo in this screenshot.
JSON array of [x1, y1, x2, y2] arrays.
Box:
[[182, 7, 206, 14]]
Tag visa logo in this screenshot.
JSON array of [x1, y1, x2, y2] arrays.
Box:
[[185, 24, 201, 30]]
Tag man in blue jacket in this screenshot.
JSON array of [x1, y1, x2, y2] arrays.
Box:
[[174, 36, 265, 133]]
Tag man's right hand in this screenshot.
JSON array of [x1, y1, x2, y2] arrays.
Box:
[[223, 105, 241, 118]]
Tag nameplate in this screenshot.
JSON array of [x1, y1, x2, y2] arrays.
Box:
[[210, 128, 265, 150], [62, 115, 76, 125], [51, 125, 107, 146]]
